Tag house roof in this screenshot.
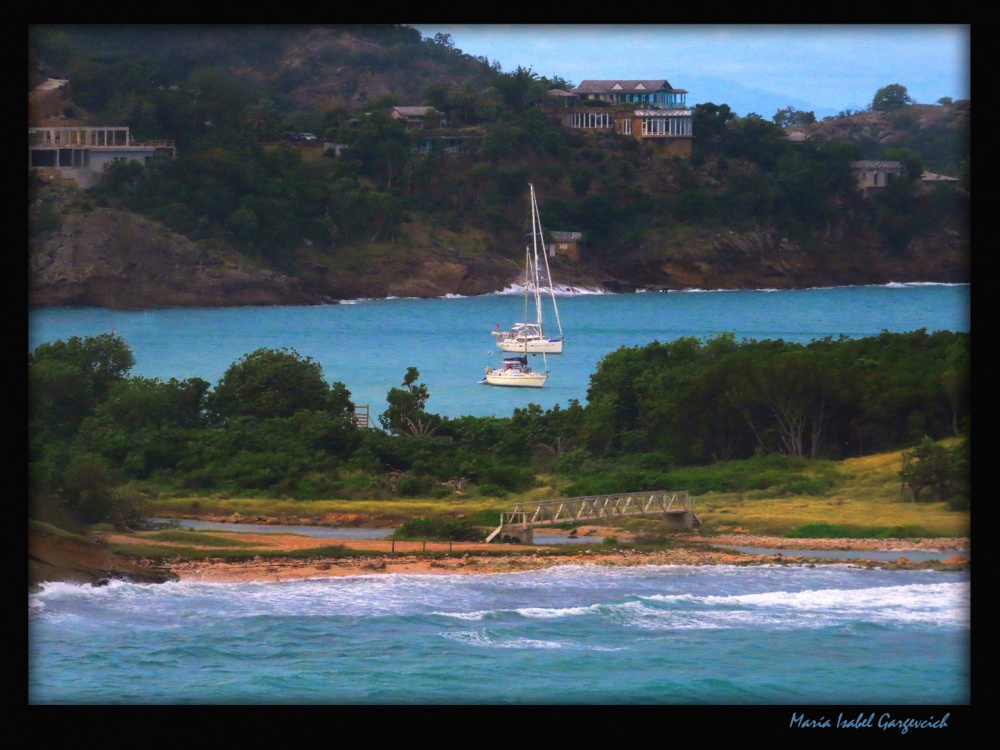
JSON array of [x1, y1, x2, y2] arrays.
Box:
[[547, 89, 578, 97], [850, 160, 903, 170], [574, 80, 686, 94], [550, 231, 582, 241], [391, 106, 439, 117], [633, 109, 691, 117], [921, 171, 959, 182]]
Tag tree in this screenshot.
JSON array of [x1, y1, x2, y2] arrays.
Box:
[[899, 437, 958, 502], [872, 84, 913, 111], [336, 112, 412, 190], [30, 333, 136, 437], [882, 148, 924, 179], [380, 367, 431, 434], [97, 376, 210, 430], [207, 347, 342, 421], [693, 102, 736, 144], [772, 106, 816, 127]]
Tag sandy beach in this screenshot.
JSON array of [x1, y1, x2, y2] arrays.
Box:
[[104, 528, 969, 583]]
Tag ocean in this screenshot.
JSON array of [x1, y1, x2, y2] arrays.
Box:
[[28, 284, 971, 709], [29, 565, 969, 705]]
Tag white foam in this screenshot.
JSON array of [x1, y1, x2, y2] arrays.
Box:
[[442, 630, 564, 649], [643, 581, 968, 627], [515, 604, 601, 618]]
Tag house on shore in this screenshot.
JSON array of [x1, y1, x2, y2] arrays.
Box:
[[548, 231, 583, 262], [29, 126, 175, 188]]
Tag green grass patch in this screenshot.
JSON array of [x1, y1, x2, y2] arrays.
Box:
[[29, 518, 90, 542]]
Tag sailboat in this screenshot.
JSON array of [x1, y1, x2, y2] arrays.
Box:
[[492, 183, 564, 354], [481, 348, 548, 388]]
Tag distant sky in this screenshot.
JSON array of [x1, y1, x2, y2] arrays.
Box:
[[409, 24, 970, 120]]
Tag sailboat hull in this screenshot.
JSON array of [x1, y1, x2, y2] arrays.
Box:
[[496, 337, 564, 354], [483, 370, 548, 387]]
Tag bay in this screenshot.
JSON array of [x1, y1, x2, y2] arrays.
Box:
[[28, 283, 969, 419]]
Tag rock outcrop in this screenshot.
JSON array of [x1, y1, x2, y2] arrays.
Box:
[[29, 520, 178, 590]]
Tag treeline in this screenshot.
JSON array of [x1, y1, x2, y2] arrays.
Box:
[[28, 25, 969, 274], [29, 330, 969, 528]]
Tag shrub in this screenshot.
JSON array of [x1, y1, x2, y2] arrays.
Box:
[[477, 483, 506, 497], [392, 517, 483, 541]]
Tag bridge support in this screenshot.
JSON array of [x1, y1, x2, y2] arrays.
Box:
[[664, 510, 701, 532], [496, 526, 533, 544]]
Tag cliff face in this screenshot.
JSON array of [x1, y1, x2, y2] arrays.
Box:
[[28, 204, 531, 307], [646, 224, 969, 291], [28, 201, 968, 309], [30, 207, 318, 308]]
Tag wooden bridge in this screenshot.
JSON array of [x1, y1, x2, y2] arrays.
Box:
[[486, 490, 699, 544]]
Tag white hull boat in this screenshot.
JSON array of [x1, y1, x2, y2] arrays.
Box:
[[481, 355, 547, 388], [492, 184, 565, 354], [494, 323, 564, 354]]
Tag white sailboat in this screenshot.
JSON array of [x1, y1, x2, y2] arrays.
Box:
[[481, 344, 548, 387], [492, 183, 564, 354]]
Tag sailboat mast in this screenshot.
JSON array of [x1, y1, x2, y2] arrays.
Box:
[[530, 183, 563, 339], [529, 185, 544, 328], [522, 242, 531, 325]]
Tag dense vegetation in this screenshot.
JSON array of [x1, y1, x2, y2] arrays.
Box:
[[28, 26, 970, 532], [29, 331, 969, 528], [29, 25, 969, 278]]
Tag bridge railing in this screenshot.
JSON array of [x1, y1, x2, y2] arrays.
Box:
[[500, 490, 690, 529]]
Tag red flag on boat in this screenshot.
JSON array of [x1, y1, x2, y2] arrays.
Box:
[[496, 323, 501, 329]]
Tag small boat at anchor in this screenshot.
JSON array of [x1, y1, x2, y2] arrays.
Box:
[[492, 183, 564, 354], [480, 353, 547, 388]]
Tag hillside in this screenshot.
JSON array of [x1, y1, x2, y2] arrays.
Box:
[[28, 25, 970, 307]]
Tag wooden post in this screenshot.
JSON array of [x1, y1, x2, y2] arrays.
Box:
[[422, 541, 426, 552], [391, 540, 395, 554]]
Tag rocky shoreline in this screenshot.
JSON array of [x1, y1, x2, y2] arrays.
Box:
[[149, 529, 970, 583], [30, 514, 970, 589]]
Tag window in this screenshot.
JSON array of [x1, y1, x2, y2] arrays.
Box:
[[570, 112, 613, 129]]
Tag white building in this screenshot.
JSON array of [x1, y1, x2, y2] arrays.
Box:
[[28, 126, 175, 188]]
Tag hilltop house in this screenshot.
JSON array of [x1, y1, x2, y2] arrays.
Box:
[[850, 160, 903, 194], [29, 126, 175, 188], [556, 80, 693, 157], [390, 106, 446, 129]]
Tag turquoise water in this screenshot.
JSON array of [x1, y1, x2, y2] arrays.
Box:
[[29, 566, 969, 705], [28, 283, 970, 419], [28, 284, 971, 706]]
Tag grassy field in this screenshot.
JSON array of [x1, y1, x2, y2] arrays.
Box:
[[140, 445, 969, 540], [691, 449, 968, 538]]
